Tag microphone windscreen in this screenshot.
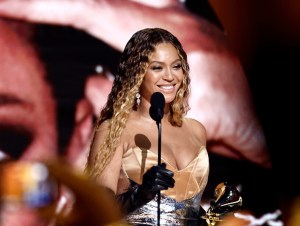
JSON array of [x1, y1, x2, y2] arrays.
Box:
[[150, 92, 165, 122], [150, 92, 165, 110]]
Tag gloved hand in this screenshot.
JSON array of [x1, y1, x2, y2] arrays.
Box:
[[140, 162, 175, 201], [117, 163, 175, 214]]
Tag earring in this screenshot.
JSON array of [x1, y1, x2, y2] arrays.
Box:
[[136, 92, 141, 106]]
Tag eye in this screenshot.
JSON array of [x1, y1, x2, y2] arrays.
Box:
[[151, 65, 162, 71], [0, 124, 33, 159], [173, 63, 182, 70]]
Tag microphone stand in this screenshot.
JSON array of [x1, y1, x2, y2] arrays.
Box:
[[149, 92, 165, 226], [156, 117, 162, 226]]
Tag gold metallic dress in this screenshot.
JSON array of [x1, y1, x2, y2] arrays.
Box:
[[118, 146, 209, 226]]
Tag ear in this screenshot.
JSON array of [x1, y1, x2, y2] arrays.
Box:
[[64, 98, 94, 171], [85, 74, 113, 116]]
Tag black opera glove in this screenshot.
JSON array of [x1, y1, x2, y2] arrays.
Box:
[[140, 162, 175, 199], [116, 163, 175, 214]]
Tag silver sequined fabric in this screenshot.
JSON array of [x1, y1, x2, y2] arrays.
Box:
[[125, 193, 203, 226]]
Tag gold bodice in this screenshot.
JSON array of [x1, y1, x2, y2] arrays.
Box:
[[119, 146, 209, 225]]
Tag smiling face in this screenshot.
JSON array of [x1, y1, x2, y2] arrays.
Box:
[[139, 42, 184, 105]]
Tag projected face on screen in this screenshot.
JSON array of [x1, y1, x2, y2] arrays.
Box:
[[0, 21, 57, 161], [0, 0, 271, 168]]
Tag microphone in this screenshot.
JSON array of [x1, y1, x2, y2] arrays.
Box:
[[149, 92, 165, 123], [149, 92, 165, 226]]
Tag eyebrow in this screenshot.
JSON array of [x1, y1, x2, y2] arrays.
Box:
[[0, 94, 33, 112], [149, 59, 181, 64], [0, 94, 27, 106]]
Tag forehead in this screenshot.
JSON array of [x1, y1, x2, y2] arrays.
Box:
[[0, 22, 55, 127], [0, 23, 47, 99], [149, 42, 179, 61]]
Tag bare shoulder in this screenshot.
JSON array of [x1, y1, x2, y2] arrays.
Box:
[[183, 117, 207, 145], [95, 120, 110, 132], [184, 117, 206, 131]]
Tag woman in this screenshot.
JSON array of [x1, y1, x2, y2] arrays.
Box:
[[85, 28, 209, 226]]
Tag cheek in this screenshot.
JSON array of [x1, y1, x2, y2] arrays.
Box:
[[139, 78, 151, 93], [175, 74, 186, 92], [141, 71, 159, 87], [145, 70, 161, 81], [139, 75, 157, 98], [175, 71, 185, 83]]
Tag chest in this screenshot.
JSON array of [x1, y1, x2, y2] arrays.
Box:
[[120, 146, 209, 201], [123, 122, 200, 170]]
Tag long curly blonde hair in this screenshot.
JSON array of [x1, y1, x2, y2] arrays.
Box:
[[85, 28, 191, 180]]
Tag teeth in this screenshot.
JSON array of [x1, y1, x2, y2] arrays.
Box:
[[160, 85, 173, 90]]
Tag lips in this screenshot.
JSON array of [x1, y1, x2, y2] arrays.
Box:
[[158, 84, 176, 91], [157, 84, 177, 95]]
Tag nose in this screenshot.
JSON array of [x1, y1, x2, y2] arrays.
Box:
[[162, 68, 174, 81]]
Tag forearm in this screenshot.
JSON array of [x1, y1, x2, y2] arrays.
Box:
[[0, 0, 224, 53], [116, 183, 152, 214], [77, 0, 227, 53]]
